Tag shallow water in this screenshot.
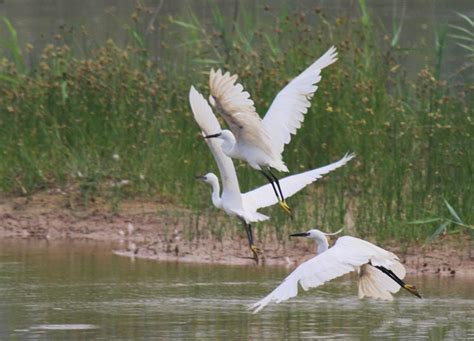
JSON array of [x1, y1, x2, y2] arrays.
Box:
[[0, 240, 473, 340]]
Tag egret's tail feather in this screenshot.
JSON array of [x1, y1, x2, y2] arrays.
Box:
[[358, 264, 395, 300], [249, 212, 269, 222]]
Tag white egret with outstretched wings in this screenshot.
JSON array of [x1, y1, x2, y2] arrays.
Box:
[[189, 86, 354, 263], [205, 46, 338, 215], [249, 228, 422, 312]]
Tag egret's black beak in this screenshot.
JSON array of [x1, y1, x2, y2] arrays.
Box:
[[195, 175, 206, 180], [290, 232, 310, 237], [205, 133, 222, 139]]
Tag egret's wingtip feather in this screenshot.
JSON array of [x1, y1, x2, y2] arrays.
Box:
[[262, 45, 339, 154], [248, 302, 264, 314], [188, 85, 200, 105], [189, 85, 196, 97], [343, 152, 356, 160]]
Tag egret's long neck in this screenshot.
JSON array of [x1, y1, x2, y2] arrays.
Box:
[[315, 236, 329, 254], [209, 177, 222, 209]]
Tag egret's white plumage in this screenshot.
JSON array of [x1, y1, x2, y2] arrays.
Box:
[[250, 229, 420, 313], [358, 261, 406, 300], [208, 46, 338, 171], [189, 86, 354, 224]]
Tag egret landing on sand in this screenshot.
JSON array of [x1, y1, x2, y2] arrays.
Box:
[[189, 86, 354, 264], [206, 46, 338, 215], [250, 228, 421, 312]]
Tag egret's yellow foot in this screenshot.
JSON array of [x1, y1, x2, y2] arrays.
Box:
[[278, 200, 292, 217], [404, 283, 422, 298], [250, 245, 262, 264]]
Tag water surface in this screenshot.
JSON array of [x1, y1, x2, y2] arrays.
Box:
[[0, 240, 473, 340]]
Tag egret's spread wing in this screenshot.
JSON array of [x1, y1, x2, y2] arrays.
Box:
[[242, 153, 354, 210], [250, 236, 402, 313], [189, 86, 241, 194], [263, 46, 338, 154], [209, 69, 270, 148], [209, 69, 257, 120], [189, 86, 222, 134]]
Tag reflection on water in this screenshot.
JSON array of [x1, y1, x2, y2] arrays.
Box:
[[31, 324, 99, 330], [0, 240, 473, 339]]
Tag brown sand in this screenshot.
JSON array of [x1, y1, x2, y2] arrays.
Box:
[[0, 191, 472, 276]]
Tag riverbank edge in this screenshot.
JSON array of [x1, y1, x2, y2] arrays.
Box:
[[0, 192, 472, 276]]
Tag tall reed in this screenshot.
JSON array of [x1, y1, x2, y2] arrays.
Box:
[[0, 4, 472, 243]]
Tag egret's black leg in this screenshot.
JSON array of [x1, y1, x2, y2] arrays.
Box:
[[259, 170, 291, 216], [268, 169, 286, 204], [259, 170, 281, 201], [268, 168, 292, 217], [244, 221, 253, 246], [241, 220, 261, 264], [375, 265, 422, 298]]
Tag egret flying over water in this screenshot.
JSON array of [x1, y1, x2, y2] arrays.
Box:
[[250, 228, 421, 313], [205, 46, 338, 216], [189, 86, 354, 263]]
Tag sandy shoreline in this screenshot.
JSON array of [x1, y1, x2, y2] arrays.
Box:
[[1, 192, 473, 276]]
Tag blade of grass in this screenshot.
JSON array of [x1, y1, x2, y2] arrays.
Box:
[[428, 221, 451, 242], [444, 199, 462, 223], [1, 17, 24, 73]]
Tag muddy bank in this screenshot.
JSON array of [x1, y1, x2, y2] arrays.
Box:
[[0, 192, 473, 276]]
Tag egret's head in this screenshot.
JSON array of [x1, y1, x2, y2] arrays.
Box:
[[290, 228, 344, 240], [204, 130, 236, 153], [205, 129, 233, 141], [290, 228, 343, 254], [195, 172, 218, 185], [290, 229, 325, 241], [220, 129, 235, 142]]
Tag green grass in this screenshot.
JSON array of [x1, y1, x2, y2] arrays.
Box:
[[0, 4, 472, 244]]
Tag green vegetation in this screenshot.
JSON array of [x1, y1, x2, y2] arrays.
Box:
[[0, 4, 472, 244]]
